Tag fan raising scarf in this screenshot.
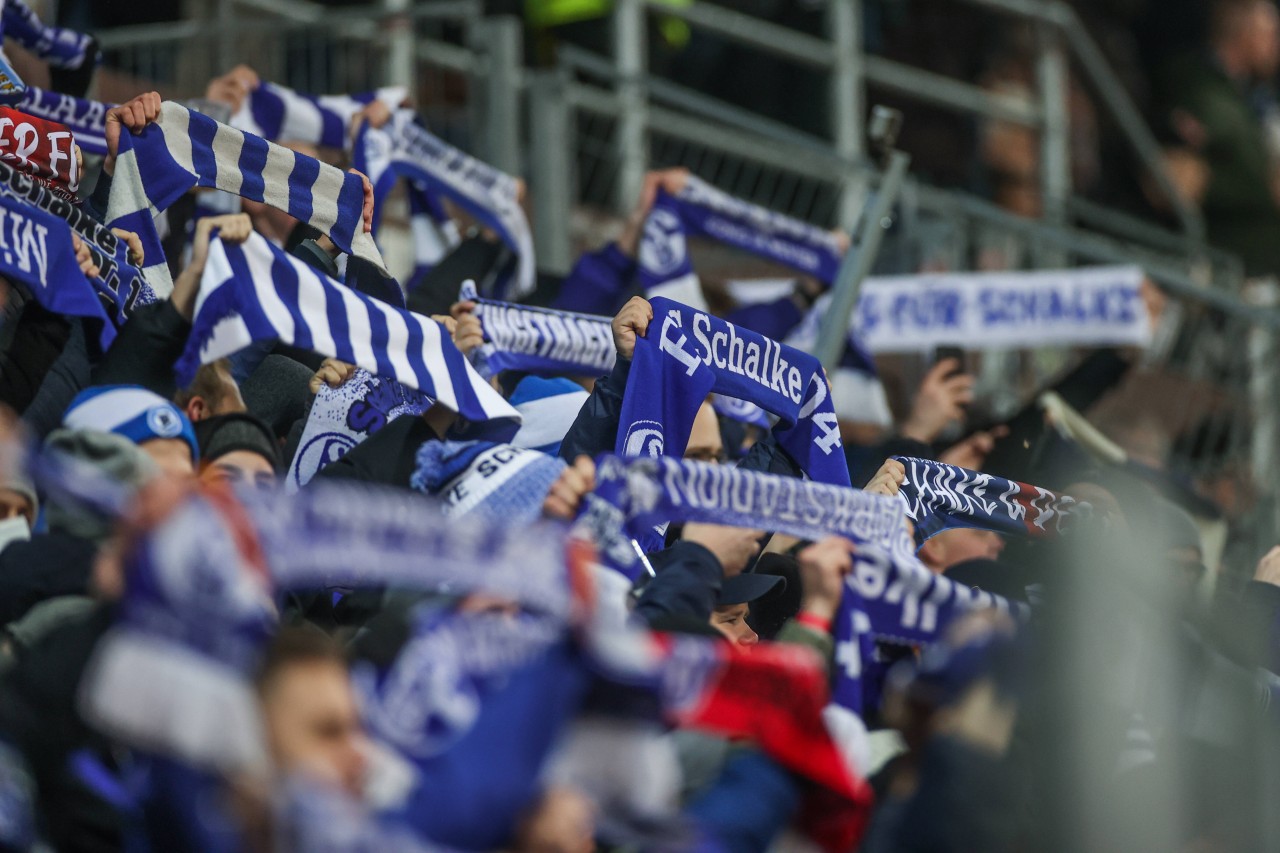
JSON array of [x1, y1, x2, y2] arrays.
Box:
[[892, 456, 1086, 546], [619, 297, 847, 487], [637, 175, 845, 312], [231, 80, 407, 151], [105, 100, 386, 293], [0, 158, 155, 334], [177, 231, 520, 436], [355, 110, 534, 299], [457, 281, 615, 378], [581, 455, 1027, 707]]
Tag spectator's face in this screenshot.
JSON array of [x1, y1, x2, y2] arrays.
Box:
[[260, 659, 368, 797], [920, 528, 1005, 573], [710, 604, 758, 648], [141, 438, 195, 479], [685, 402, 725, 464], [0, 488, 32, 527], [202, 450, 276, 492]]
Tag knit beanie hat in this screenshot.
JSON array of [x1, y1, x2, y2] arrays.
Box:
[[411, 440, 566, 526], [42, 429, 159, 540], [509, 376, 589, 456], [63, 385, 199, 464], [194, 413, 281, 474]]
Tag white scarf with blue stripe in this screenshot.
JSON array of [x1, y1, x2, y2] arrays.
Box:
[[105, 101, 386, 293], [179, 230, 519, 435]]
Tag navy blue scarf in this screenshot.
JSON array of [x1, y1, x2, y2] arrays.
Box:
[[892, 456, 1086, 546], [618, 297, 848, 487]]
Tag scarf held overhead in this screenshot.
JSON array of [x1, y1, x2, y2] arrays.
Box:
[[637, 175, 845, 310], [855, 266, 1151, 352], [178, 231, 519, 437], [105, 100, 386, 292], [355, 110, 534, 300], [231, 80, 407, 151], [458, 280, 615, 378], [892, 456, 1086, 546], [0, 158, 155, 335], [618, 297, 848, 488], [286, 367, 431, 492]]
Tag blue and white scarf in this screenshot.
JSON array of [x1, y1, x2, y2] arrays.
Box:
[[0, 158, 156, 333], [231, 80, 407, 151], [105, 100, 386, 292], [355, 110, 533, 299], [637, 176, 845, 310], [619, 297, 848, 487], [286, 367, 431, 492], [15, 87, 110, 154], [582, 454, 1028, 717], [893, 456, 1086, 546], [458, 280, 615, 378], [247, 477, 574, 619], [855, 266, 1150, 352], [177, 231, 520, 436], [0, 188, 112, 336], [2, 0, 98, 70]]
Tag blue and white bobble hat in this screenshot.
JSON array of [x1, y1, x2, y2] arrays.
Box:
[[63, 385, 199, 464], [509, 376, 590, 457]]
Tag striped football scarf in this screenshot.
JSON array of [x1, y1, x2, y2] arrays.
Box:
[[231, 79, 407, 151], [177, 230, 520, 436], [105, 100, 386, 293]]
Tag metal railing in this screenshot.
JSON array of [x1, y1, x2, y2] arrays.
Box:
[[89, 1, 1280, 573]]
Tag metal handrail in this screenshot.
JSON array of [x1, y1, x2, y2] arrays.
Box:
[[632, 0, 1206, 247], [96, 1, 481, 49]]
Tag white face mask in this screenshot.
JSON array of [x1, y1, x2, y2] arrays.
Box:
[[0, 515, 30, 552]]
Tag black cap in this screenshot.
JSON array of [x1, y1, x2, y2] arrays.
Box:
[[194, 412, 282, 474], [718, 572, 786, 606]]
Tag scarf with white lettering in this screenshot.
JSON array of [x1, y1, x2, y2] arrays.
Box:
[[15, 87, 110, 155], [457, 280, 615, 378], [355, 110, 533, 300], [0, 158, 155, 335], [581, 454, 1030, 719], [581, 455, 1024, 654], [892, 456, 1085, 546], [0, 106, 79, 199], [106, 100, 386, 293], [231, 80, 407, 151], [286, 367, 430, 492], [854, 266, 1150, 352], [619, 297, 847, 488], [0, 189, 111, 335], [636, 176, 844, 312], [178, 231, 520, 437]]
